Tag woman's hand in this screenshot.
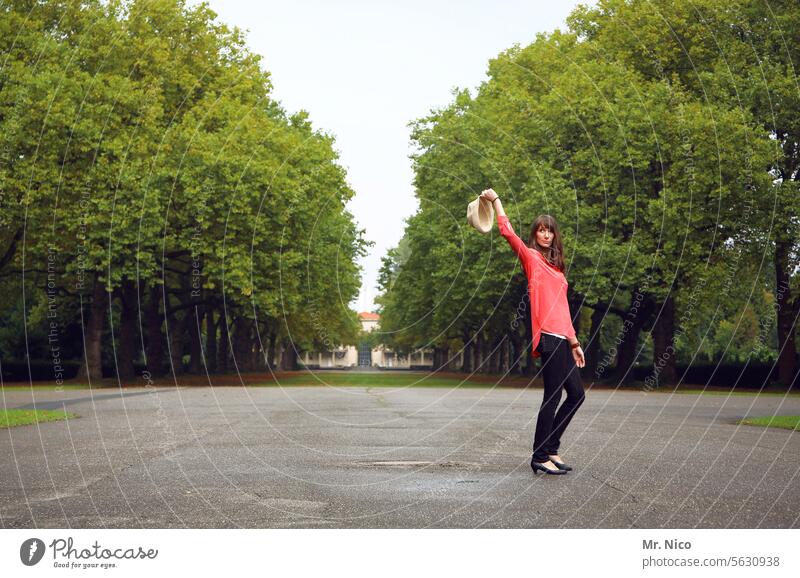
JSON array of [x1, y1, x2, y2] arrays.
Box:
[[572, 346, 585, 368], [480, 188, 498, 202]]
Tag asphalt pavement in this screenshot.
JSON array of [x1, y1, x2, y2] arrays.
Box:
[[1, 384, 798, 528]]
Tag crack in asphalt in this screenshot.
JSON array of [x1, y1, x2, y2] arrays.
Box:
[[590, 472, 641, 528]]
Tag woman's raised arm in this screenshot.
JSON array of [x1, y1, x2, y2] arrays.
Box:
[[480, 189, 532, 273], [483, 190, 506, 218], [496, 206, 530, 266]]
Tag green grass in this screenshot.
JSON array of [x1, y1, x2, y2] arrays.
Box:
[[653, 389, 800, 397], [253, 373, 501, 388], [737, 416, 800, 431], [0, 408, 77, 429]]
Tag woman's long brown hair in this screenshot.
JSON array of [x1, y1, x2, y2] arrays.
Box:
[[527, 214, 565, 272]]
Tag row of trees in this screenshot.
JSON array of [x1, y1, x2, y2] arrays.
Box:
[[0, 0, 370, 381], [377, 0, 799, 387]]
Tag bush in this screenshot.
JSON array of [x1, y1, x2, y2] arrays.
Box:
[[0, 359, 81, 382]]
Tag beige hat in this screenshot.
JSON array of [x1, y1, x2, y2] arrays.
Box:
[[466, 195, 495, 234]]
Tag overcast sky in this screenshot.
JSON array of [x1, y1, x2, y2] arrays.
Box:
[[195, 0, 595, 312]]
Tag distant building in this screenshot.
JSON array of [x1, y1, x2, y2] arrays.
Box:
[[300, 312, 433, 369]]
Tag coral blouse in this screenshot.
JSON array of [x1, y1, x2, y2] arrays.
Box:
[[497, 214, 576, 358]]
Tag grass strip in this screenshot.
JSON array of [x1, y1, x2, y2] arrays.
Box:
[[0, 408, 77, 429], [737, 416, 800, 431]]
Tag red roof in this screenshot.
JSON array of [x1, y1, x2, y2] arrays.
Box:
[[358, 312, 380, 321]]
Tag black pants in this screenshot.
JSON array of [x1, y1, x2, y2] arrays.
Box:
[[532, 333, 586, 462]]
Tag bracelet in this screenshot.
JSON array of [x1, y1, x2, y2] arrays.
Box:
[[491, 197, 499, 204], [571, 341, 581, 350]]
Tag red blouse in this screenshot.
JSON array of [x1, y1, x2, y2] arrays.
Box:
[[497, 214, 576, 358]]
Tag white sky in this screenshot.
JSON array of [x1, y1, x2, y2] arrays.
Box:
[[196, 0, 594, 312]]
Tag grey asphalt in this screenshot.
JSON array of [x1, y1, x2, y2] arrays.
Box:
[[1, 384, 798, 528]]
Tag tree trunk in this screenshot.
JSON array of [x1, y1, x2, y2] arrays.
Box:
[[145, 284, 164, 377], [509, 329, 523, 374], [524, 315, 535, 377], [471, 332, 478, 372], [250, 328, 260, 371], [460, 328, 473, 373], [500, 333, 510, 374], [116, 279, 138, 381], [233, 317, 255, 372], [275, 338, 284, 371], [188, 302, 203, 374], [267, 328, 278, 370], [251, 321, 265, 370], [506, 334, 512, 374], [494, 334, 504, 373], [584, 305, 605, 379], [650, 293, 678, 386], [569, 292, 581, 336], [205, 306, 217, 373], [279, 337, 297, 370], [232, 316, 245, 371], [485, 336, 494, 373], [168, 311, 187, 377], [489, 334, 502, 373], [77, 276, 108, 381], [217, 310, 230, 372], [610, 291, 655, 384], [475, 332, 485, 373], [254, 321, 267, 369], [775, 239, 798, 387]]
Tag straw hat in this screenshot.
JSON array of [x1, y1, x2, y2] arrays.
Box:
[[466, 195, 495, 234]]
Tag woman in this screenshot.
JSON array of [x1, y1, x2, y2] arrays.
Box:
[[480, 188, 586, 476]]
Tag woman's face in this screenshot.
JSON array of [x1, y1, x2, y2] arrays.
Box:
[[536, 225, 553, 248]]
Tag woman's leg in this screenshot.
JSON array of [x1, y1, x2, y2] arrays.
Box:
[[544, 339, 585, 457], [531, 344, 566, 462]]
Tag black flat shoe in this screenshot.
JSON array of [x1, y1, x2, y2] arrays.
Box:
[[548, 457, 573, 471], [530, 458, 567, 475]]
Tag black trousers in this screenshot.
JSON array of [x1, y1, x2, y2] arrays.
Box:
[[532, 333, 586, 462]]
